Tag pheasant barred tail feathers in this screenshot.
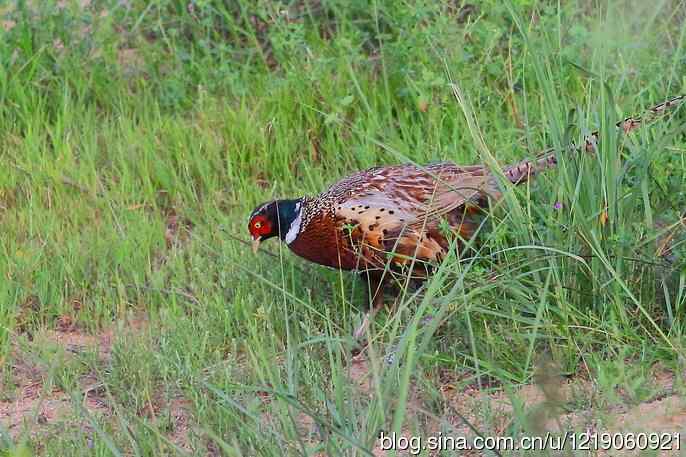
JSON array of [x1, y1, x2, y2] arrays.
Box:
[[503, 153, 558, 185], [630, 94, 686, 128], [587, 94, 686, 148], [504, 94, 686, 185]]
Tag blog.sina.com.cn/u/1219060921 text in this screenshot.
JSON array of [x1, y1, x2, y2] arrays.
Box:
[[378, 431, 682, 454]]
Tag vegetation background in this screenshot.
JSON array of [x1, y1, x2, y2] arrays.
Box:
[[1, 0, 685, 455]]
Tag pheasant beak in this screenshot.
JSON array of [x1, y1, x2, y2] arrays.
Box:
[[251, 237, 261, 254]]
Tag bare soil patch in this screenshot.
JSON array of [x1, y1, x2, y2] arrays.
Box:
[[1, 313, 194, 452], [0, 345, 110, 441]]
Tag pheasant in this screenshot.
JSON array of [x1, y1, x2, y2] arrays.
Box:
[[248, 96, 684, 338]]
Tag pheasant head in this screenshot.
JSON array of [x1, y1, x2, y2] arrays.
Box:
[[247, 199, 303, 253]]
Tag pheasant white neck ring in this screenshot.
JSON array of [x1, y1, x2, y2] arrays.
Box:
[[284, 202, 302, 244]]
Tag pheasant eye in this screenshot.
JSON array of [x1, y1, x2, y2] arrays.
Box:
[[254, 221, 262, 229]]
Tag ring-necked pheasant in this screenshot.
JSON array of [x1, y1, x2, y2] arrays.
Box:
[[248, 96, 684, 338]]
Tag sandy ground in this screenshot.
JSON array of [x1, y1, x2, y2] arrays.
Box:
[[0, 314, 194, 453], [2, 322, 684, 455]]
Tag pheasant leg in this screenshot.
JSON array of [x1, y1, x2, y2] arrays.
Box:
[[353, 271, 385, 340]]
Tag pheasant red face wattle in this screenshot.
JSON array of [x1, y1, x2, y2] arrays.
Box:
[[248, 214, 272, 253]]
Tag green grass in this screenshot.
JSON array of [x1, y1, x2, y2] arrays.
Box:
[[1, 0, 686, 455]]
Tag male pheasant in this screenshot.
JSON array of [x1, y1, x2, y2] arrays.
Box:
[[248, 96, 684, 338]]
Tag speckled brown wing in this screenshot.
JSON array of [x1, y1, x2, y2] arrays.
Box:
[[327, 162, 500, 272]]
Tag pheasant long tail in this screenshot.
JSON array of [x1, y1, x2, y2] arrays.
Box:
[[504, 94, 686, 185]]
